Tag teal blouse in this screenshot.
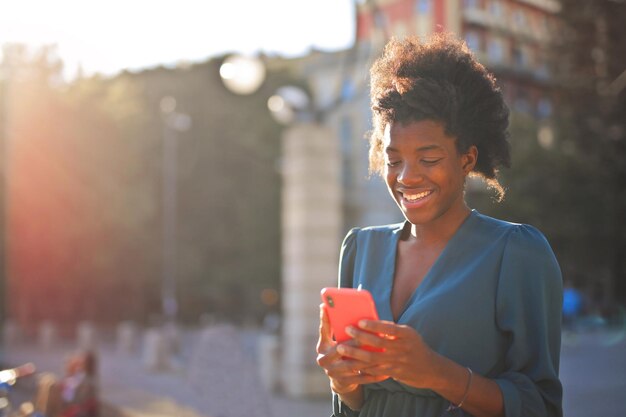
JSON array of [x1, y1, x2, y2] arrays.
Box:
[[332, 210, 563, 417]]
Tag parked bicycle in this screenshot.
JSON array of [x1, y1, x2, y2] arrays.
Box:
[[0, 363, 37, 417]]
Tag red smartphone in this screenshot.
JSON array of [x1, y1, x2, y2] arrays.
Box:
[[320, 287, 382, 351]]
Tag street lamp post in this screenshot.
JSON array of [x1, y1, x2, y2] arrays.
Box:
[[139, 96, 193, 372], [159, 96, 191, 325], [220, 57, 342, 396]]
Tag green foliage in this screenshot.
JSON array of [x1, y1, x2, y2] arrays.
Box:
[[468, 114, 613, 282], [556, 0, 626, 305], [470, 0, 626, 306], [4, 48, 297, 328]]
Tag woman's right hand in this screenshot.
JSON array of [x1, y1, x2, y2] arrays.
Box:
[[316, 304, 387, 397]]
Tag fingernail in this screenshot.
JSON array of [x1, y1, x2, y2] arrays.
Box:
[[345, 326, 355, 336], [337, 345, 346, 354], [358, 320, 368, 328]]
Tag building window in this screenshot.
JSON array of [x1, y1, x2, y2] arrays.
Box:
[[536, 61, 550, 80], [339, 117, 352, 153], [514, 91, 531, 114], [537, 97, 553, 119], [465, 31, 481, 52], [415, 0, 430, 14], [373, 9, 386, 29], [513, 10, 526, 28], [487, 38, 505, 64], [339, 117, 354, 188], [512, 45, 528, 68], [489, 0, 504, 18], [542, 16, 550, 34], [341, 78, 355, 101]]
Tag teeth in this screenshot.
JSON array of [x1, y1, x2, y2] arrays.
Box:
[[404, 191, 431, 201]]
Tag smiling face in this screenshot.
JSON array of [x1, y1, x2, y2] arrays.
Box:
[[383, 120, 477, 228]]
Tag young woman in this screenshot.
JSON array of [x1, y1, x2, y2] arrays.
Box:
[[316, 34, 563, 417]]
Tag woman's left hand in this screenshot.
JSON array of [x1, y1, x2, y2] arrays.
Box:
[[337, 320, 443, 389]]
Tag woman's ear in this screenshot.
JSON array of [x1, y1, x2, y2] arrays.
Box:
[[462, 146, 478, 175]]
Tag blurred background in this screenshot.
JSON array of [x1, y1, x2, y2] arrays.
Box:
[[0, 1, 624, 417]]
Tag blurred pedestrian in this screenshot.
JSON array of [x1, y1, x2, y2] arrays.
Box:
[[59, 351, 98, 417], [562, 281, 583, 329], [316, 33, 563, 417]]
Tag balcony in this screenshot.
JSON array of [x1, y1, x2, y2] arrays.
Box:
[[516, 0, 561, 13], [463, 8, 521, 35], [510, 22, 551, 44], [463, 8, 492, 27]]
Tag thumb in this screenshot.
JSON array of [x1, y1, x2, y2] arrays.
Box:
[[317, 303, 334, 352]]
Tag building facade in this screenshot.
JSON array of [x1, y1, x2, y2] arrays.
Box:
[[299, 0, 562, 232]]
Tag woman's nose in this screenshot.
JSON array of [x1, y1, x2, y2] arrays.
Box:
[[398, 162, 423, 184]]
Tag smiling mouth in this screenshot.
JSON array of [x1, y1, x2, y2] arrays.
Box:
[[402, 190, 433, 202]]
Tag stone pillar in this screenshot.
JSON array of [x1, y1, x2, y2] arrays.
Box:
[[280, 123, 342, 397], [76, 321, 97, 351]]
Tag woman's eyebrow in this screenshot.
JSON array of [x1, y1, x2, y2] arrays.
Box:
[[416, 144, 444, 152], [385, 144, 444, 152]]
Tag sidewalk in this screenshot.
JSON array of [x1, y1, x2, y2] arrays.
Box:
[[5, 326, 625, 417], [2, 326, 331, 417]]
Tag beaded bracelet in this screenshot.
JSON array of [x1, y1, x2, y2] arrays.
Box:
[[447, 367, 473, 412]]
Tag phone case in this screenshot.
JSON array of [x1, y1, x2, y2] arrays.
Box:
[[320, 287, 380, 345]]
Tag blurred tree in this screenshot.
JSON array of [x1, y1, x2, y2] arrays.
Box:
[[4, 44, 162, 332], [556, 0, 626, 306], [4, 45, 299, 331], [468, 113, 613, 301], [124, 58, 296, 324], [470, 0, 626, 310], [63, 73, 162, 325]]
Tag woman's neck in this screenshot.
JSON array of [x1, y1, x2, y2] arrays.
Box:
[[408, 203, 471, 246]]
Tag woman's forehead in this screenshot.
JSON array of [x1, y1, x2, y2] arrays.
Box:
[[383, 120, 455, 149]]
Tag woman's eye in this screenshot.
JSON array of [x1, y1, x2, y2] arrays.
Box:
[[421, 158, 442, 165], [386, 160, 401, 167]]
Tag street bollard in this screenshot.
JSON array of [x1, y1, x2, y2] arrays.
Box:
[[257, 333, 281, 393], [38, 321, 57, 351], [116, 321, 138, 354], [141, 328, 170, 371], [3, 319, 21, 347], [186, 325, 270, 417], [77, 321, 97, 351]]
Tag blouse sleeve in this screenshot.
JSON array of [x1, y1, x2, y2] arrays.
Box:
[[332, 227, 361, 417], [337, 227, 360, 289], [495, 225, 563, 417]]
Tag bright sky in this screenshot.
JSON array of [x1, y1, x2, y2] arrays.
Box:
[[0, 0, 355, 79]]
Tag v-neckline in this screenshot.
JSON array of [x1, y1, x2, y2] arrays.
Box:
[[385, 210, 477, 323]]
